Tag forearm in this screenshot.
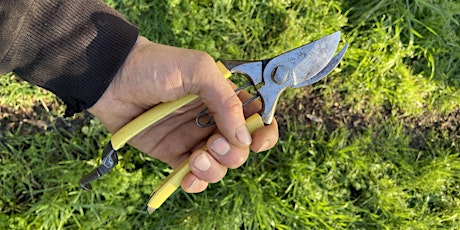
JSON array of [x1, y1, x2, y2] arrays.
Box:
[[0, 0, 139, 116]]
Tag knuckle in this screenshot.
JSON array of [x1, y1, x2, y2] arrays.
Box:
[[191, 51, 213, 67], [225, 94, 244, 117]]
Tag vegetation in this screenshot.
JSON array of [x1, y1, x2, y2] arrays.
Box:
[[1, 0, 459, 229]]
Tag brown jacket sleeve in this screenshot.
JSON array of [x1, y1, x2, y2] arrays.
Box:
[[0, 0, 139, 116]]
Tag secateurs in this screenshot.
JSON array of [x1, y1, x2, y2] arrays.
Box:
[[78, 31, 348, 213]]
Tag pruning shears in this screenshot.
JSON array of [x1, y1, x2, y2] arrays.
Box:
[[79, 31, 348, 213]]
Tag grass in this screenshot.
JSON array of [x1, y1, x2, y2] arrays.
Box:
[[1, 0, 460, 229]]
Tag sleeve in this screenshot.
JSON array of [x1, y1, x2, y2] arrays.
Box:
[[0, 0, 139, 116]]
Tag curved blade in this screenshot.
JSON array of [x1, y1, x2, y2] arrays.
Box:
[[263, 31, 341, 86], [293, 43, 348, 88], [257, 32, 344, 124]]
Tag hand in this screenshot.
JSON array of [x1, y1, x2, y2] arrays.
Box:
[[87, 36, 278, 193]]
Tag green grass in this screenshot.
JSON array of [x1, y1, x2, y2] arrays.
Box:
[[1, 0, 460, 229]]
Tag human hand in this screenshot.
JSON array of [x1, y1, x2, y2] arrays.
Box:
[[87, 36, 278, 193]]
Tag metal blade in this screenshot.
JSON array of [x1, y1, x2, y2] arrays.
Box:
[[293, 43, 348, 88], [262, 31, 341, 87], [255, 32, 344, 124], [291, 31, 342, 85]]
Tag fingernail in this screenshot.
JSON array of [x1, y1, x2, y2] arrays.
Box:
[[193, 153, 211, 172], [236, 125, 252, 146], [211, 138, 230, 156], [258, 140, 270, 152], [188, 177, 200, 190]]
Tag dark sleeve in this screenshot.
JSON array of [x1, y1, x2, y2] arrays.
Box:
[[0, 0, 139, 116]]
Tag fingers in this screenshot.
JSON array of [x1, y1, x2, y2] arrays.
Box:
[[206, 134, 250, 169], [188, 148, 229, 183], [181, 133, 250, 193], [181, 123, 277, 194], [181, 173, 208, 193], [188, 54, 252, 149], [181, 75, 280, 193], [251, 119, 279, 152], [181, 147, 229, 194], [235, 85, 279, 152]]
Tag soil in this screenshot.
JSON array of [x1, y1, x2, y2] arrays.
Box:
[[275, 89, 460, 151], [0, 103, 92, 136], [1, 91, 459, 151]]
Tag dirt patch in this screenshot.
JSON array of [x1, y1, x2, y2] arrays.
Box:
[[0, 103, 92, 136], [2, 91, 459, 151], [275, 89, 460, 150]]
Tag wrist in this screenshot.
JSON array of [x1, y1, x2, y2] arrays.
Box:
[[87, 36, 147, 132]]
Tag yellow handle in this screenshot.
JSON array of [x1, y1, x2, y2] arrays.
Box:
[[110, 61, 232, 150], [147, 113, 264, 213]]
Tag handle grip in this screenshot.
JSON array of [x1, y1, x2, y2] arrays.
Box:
[[110, 61, 232, 150], [147, 113, 265, 213]]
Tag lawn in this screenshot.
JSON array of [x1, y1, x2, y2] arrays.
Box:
[[1, 0, 460, 229]]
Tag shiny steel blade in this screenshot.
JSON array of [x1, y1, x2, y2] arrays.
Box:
[[293, 43, 348, 88], [262, 31, 341, 86], [291, 31, 342, 85], [256, 32, 344, 124]]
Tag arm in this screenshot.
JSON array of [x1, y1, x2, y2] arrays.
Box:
[[0, 0, 139, 116]]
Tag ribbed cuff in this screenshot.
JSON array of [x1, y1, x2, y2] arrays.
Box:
[[2, 0, 139, 116]]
